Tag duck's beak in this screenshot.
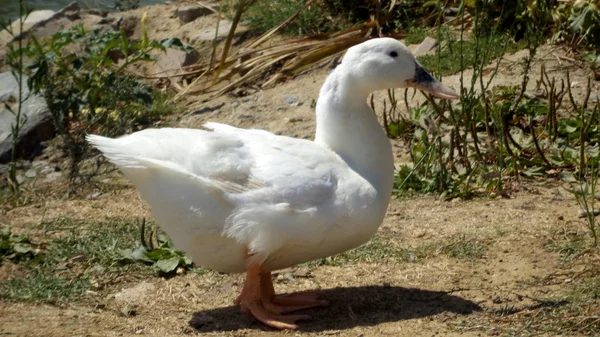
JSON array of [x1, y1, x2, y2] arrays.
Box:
[[406, 64, 460, 100]]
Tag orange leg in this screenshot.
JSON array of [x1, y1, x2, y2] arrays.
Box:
[[234, 256, 329, 330], [260, 272, 329, 310]]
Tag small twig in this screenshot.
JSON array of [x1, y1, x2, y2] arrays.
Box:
[[578, 210, 600, 219], [529, 116, 553, 168]]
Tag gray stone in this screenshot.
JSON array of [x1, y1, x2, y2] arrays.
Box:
[[283, 95, 298, 105], [87, 192, 101, 199], [43, 171, 62, 183], [414, 37, 439, 57], [592, 93, 599, 103], [111, 15, 138, 37], [238, 113, 256, 120], [111, 281, 155, 304], [16, 174, 25, 184], [23, 10, 56, 25], [190, 20, 233, 43], [154, 48, 200, 77], [40, 166, 55, 174], [11, 2, 80, 42], [0, 72, 54, 163], [176, 6, 212, 24], [24, 168, 37, 178], [84, 9, 108, 17], [32, 160, 49, 168]]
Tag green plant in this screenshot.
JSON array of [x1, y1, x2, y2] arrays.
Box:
[[404, 26, 429, 45], [1, 217, 148, 303], [0, 226, 39, 262], [563, 0, 600, 48], [25, 24, 183, 183], [245, 0, 346, 35], [1, 0, 31, 193], [118, 219, 194, 274]]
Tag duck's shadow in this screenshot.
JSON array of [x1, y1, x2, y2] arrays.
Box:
[[189, 285, 481, 332]]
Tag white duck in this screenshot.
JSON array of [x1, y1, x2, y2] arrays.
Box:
[[88, 38, 458, 330]]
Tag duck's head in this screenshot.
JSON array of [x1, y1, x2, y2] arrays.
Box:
[[341, 37, 459, 100]]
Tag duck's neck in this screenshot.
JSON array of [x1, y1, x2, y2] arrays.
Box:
[[314, 67, 394, 199]]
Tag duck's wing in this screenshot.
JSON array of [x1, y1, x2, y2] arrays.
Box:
[[87, 123, 349, 266]]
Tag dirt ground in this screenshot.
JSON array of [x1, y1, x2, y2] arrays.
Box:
[[2, 2, 600, 337], [0, 185, 587, 337]]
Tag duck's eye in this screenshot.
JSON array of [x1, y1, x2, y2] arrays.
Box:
[[389, 51, 398, 58]]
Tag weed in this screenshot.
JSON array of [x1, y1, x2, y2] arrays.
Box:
[[0, 271, 90, 305], [0, 217, 144, 303], [0, 226, 39, 262], [1, 0, 31, 193], [404, 27, 429, 45], [441, 236, 487, 260], [24, 24, 184, 184], [244, 0, 346, 35], [418, 32, 524, 76], [118, 219, 193, 274], [308, 234, 488, 267]]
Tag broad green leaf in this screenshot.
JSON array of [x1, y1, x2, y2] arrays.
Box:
[[561, 172, 578, 183], [155, 257, 180, 273], [145, 248, 173, 261], [565, 124, 578, 133], [12, 243, 35, 254], [522, 166, 545, 177], [0, 226, 10, 238]]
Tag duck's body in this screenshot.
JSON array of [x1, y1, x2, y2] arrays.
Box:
[[88, 38, 458, 330], [90, 118, 392, 273]]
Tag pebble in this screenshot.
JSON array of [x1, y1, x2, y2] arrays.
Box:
[[24, 168, 37, 178], [283, 95, 298, 105], [44, 171, 62, 183]]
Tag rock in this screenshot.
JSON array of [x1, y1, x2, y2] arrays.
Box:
[[43, 172, 62, 183], [445, 7, 459, 16], [190, 20, 233, 43], [16, 174, 25, 184], [414, 37, 439, 56], [64, 10, 81, 21], [23, 10, 56, 25], [176, 6, 212, 24], [87, 192, 101, 199], [238, 113, 256, 120], [32, 160, 49, 168], [11, 2, 80, 41], [111, 15, 138, 37], [111, 282, 155, 304], [0, 72, 54, 163], [40, 166, 55, 174], [84, 9, 108, 17], [283, 95, 298, 105], [24, 168, 37, 178], [154, 48, 200, 77]]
